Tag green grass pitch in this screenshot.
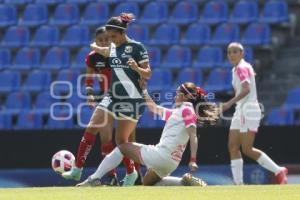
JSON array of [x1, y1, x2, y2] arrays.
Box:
[[1, 185, 300, 200]]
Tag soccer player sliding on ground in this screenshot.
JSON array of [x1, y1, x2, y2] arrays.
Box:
[[77, 80, 218, 186]]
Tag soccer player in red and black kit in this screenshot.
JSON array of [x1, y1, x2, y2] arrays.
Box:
[[63, 26, 142, 185]]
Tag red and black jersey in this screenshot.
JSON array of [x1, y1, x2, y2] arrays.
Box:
[[85, 51, 111, 93]]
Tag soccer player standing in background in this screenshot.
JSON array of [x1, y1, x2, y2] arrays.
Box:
[[63, 13, 151, 186], [222, 42, 288, 185]]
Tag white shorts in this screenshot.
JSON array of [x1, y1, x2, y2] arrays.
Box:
[[230, 103, 261, 133], [140, 145, 178, 178]]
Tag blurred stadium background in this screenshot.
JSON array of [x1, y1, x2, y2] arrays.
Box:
[[0, 0, 300, 187]]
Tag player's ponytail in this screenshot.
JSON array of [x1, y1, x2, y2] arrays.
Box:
[[180, 82, 219, 126], [106, 13, 135, 33]]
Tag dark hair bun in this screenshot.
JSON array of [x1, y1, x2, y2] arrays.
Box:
[[120, 13, 135, 24]]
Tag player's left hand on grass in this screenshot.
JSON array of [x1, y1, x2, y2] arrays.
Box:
[[189, 161, 198, 172]]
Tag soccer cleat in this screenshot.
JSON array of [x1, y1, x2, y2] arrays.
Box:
[[122, 170, 138, 186], [276, 167, 288, 184], [62, 167, 82, 181], [76, 176, 102, 187], [181, 173, 207, 186]]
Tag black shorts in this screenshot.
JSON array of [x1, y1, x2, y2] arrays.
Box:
[[97, 92, 145, 122]]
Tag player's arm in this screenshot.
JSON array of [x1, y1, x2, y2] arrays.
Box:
[[90, 42, 109, 57], [142, 88, 165, 116], [127, 58, 151, 80], [187, 126, 198, 171]]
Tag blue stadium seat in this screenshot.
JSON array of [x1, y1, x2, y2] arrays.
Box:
[[81, 2, 109, 25], [260, 0, 289, 23], [148, 69, 172, 91], [139, 2, 168, 24], [0, 113, 13, 129], [2, 26, 30, 47], [4, 91, 31, 114], [47, 114, 74, 129], [222, 46, 254, 68], [265, 107, 294, 126], [193, 46, 223, 69], [66, 0, 93, 4], [127, 24, 149, 44], [0, 71, 20, 93], [204, 69, 232, 92], [41, 47, 70, 70], [242, 23, 271, 45], [147, 46, 161, 69], [61, 25, 90, 47], [284, 88, 300, 109], [94, 0, 124, 3], [53, 69, 81, 93], [22, 4, 48, 26], [174, 68, 203, 87], [34, 91, 55, 114], [0, 5, 17, 27], [76, 106, 93, 128], [30, 25, 60, 47], [35, 0, 64, 4], [15, 112, 43, 130], [137, 108, 162, 128], [161, 46, 192, 68], [149, 23, 179, 46], [210, 23, 240, 45], [72, 47, 90, 69], [13, 48, 40, 70], [113, 2, 139, 17], [4, 0, 32, 3], [200, 0, 228, 24], [67, 94, 85, 110], [22, 70, 51, 92], [229, 0, 258, 24], [181, 23, 211, 45], [169, 1, 198, 24], [0, 48, 11, 69], [51, 3, 79, 26]]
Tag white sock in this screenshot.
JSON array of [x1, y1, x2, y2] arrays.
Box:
[[257, 152, 282, 175], [231, 158, 244, 185], [90, 147, 123, 180], [154, 176, 183, 186]]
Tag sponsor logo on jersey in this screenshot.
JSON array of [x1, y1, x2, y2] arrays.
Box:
[[125, 46, 133, 53], [110, 58, 129, 68]]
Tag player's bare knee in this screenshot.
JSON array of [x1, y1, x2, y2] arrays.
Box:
[[241, 146, 253, 156]]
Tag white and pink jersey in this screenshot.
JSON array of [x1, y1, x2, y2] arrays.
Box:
[[155, 102, 197, 162], [232, 58, 258, 109]]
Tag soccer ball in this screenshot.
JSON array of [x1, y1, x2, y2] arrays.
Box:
[[51, 150, 75, 174]]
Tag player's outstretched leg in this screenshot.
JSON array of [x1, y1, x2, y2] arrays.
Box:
[[122, 169, 138, 186], [62, 167, 82, 181]]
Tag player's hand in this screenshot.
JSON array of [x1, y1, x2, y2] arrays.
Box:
[[189, 161, 198, 172], [87, 95, 96, 108], [127, 58, 139, 72], [90, 42, 99, 51]]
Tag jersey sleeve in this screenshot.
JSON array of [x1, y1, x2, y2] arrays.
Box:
[[182, 107, 197, 128], [236, 66, 250, 83], [157, 106, 172, 121], [134, 43, 149, 65]]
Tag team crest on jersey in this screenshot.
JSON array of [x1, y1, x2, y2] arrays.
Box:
[[125, 46, 132, 53]]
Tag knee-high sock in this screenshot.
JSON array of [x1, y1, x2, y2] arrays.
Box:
[[101, 142, 116, 175], [90, 147, 123, 180], [257, 152, 282, 175], [75, 132, 96, 168], [154, 177, 183, 186], [231, 158, 244, 185]]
